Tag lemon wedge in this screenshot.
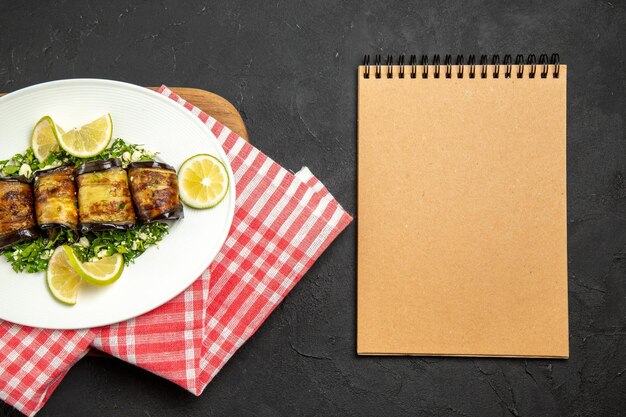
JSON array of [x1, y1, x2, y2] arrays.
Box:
[[64, 247, 124, 286], [46, 246, 82, 305], [31, 116, 61, 162], [56, 114, 113, 158]]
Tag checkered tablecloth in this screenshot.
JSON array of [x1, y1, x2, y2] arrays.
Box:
[[0, 85, 352, 416]]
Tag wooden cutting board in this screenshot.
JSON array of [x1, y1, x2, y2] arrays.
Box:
[[0, 86, 249, 142]]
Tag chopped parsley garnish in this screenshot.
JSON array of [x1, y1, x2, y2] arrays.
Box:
[[3, 223, 169, 273]]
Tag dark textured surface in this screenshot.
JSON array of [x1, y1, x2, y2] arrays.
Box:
[[1, 0, 625, 416]]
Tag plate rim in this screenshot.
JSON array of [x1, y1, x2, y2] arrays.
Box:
[[0, 78, 236, 329]]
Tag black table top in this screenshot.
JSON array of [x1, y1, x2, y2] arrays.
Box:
[[1, 1, 624, 416]]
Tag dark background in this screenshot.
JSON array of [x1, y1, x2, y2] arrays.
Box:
[[1, 0, 625, 416]]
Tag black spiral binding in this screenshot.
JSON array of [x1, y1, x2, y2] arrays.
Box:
[[480, 55, 488, 78], [492, 55, 500, 78], [456, 55, 464, 78], [468, 55, 476, 78], [444, 55, 452, 78], [362, 54, 561, 79], [515, 55, 524, 78]]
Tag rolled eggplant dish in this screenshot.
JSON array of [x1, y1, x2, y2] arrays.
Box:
[[76, 158, 136, 232], [33, 166, 79, 238], [127, 161, 184, 222], [0, 177, 39, 250]]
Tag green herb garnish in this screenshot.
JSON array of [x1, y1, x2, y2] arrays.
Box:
[[2, 229, 77, 273], [3, 223, 169, 273]]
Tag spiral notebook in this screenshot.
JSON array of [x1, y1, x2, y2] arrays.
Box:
[[357, 54, 568, 358]]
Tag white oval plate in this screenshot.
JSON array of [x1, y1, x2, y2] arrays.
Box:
[[0, 79, 235, 329]]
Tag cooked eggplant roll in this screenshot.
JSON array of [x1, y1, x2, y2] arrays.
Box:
[[128, 161, 184, 222], [0, 177, 39, 249], [76, 158, 136, 232], [33, 166, 78, 238]]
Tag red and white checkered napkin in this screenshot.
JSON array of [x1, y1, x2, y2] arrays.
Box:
[[0, 85, 352, 416]]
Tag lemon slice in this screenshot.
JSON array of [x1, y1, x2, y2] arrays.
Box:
[[178, 154, 230, 209], [64, 247, 124, 286], [56, 114, 113, 158], [31, 116, 61, 162], [47, 245, 82, 305]]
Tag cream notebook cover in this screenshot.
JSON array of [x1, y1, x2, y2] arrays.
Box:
[[357, 54, 568, 358]]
